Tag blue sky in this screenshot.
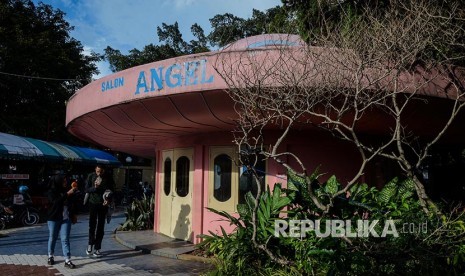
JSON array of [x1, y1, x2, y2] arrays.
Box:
[[33, 0, 282, 78]]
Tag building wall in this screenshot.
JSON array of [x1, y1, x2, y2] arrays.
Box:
[[113, 165, 154, 192], [153, 129, 362, 243]]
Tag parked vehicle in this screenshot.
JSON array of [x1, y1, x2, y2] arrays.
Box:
[[0, 208, 10, 230], [0, 185, 40, 230], [0, 202, 40, 230]]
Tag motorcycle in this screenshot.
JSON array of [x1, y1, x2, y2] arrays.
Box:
[[0, 202, 40, 230]]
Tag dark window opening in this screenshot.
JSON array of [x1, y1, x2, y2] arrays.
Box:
[[213, 154, 232, 202], [163, 158, 172, 196], [176, 156, 190, 197]]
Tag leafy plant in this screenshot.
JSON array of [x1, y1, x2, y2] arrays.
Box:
[[120, 195, 154, 231], [198, 184, 293, 275], [200, 172, 465, 275]]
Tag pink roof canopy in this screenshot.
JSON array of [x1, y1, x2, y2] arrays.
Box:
[[66, 34, 465, 157]]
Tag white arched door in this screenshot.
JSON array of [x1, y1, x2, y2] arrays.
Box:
[[159, 148, 193, 240]]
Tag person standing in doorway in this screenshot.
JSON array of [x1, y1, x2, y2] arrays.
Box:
[[47, 173, 78, 269], [85, 165, 114, 257]]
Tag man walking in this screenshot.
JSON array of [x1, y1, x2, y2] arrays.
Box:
[[85, 165, 114, 257]]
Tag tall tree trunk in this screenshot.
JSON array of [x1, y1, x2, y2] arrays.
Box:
[[410, 173, 441, 216]]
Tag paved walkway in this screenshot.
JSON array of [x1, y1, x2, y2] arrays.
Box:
[[0, 210, 212, 275], [115, 230, 197, 259]]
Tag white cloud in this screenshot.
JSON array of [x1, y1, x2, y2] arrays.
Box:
[[94, 61, 113, 79], [82, 46, 93, 56], [171, 0, 196, 9], [72, 0, 280, 53], [35, 0, 281, 75]]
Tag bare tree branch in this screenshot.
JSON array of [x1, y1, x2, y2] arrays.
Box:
[[214, 1, 465, 250]]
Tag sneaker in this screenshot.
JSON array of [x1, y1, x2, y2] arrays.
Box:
[[93, 249, 102, 257], [86, 245, 93, 255], [64, 260, 76, 269], [47, 256, 54, 265]]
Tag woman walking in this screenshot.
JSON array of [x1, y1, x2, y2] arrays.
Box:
[[47, 173, 78, 269]]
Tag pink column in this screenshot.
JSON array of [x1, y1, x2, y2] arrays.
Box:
[[192, 144, 205, 243], [154, 149, 161, 233]]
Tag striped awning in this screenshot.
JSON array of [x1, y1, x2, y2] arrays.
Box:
[[0, 132, 121, 166]]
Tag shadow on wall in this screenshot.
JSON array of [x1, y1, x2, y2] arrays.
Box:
[[172, 204, 191, 240]]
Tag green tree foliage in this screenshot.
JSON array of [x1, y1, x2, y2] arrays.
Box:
[[104, 44, 177, 73], [104, 5, 295, 71], [207, 7, 294, 48], [283, 0, 465, 65], [207, 13, 246, 48], [104, 22, 210, 72], [189, 23, 210, 54], [0, 0, 101, 142], [157, 22, 190, 55], [282, 0, 389, 43]]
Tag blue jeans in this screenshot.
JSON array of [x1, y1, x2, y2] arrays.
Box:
[[47, 219, 72, 259]]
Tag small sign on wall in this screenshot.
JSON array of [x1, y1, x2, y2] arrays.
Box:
[[0, 174, 29, 180]]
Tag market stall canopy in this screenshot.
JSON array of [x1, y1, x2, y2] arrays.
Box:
[[0, 132, 121, 166]]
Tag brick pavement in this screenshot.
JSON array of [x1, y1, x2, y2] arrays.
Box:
[[0, 263, 61, 276], [0, 254, 155, 275]]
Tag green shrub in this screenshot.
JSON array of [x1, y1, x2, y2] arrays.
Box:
[[199, 172, 465, 275], [120, 195, 154, 231]]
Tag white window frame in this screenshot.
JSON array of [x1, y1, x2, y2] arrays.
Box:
[[208, 146, 238, 212]]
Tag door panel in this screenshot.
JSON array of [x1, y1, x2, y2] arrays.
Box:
[[158, 148, 193, 240], [159, 150, 173, 237], [171, 148, 193, 240]]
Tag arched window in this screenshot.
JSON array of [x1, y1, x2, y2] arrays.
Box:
[[176, 156, 190, 197], [163, 157, 171, 196], [213, 154, 232, 202]]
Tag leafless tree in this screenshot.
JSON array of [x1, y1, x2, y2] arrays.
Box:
[[213, 0, 465, 219]]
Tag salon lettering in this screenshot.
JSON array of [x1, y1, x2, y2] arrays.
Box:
[[134, 59, 214, 94], [100, 59, 214, 94], [101, 77, 124, 92]]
